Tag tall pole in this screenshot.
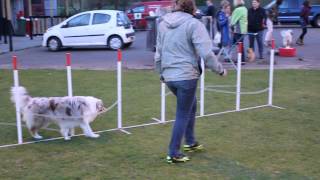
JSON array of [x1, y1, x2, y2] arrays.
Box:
[[236, 42, 243, 111], [12, 56, 23, 144], [3, 0, 8, 44], [268, 39, 275, 105], [200, 58, 205, 116], [117, 49, 122, 129], [28, 0, 32, 16]]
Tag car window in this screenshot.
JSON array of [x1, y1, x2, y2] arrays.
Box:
[[67, 13, 90, 27], [93, 13, 111, 25], [117, 12, 131, 26], [132, 6, 145, 13]]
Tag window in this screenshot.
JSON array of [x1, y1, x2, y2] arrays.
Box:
[[67, 14, 90, 27], [132, 6, 145, 13], [117, 12, 131, 26], [93, 13, 111, 25]]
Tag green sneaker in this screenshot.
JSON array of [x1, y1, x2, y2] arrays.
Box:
[[183, 142, 204, 152], [166, 154, 190, 164]]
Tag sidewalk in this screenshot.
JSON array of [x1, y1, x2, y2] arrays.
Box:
[[0, 36, 42, 54]]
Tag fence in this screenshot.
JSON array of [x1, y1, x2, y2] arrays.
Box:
[[30, 16, 68, 36]]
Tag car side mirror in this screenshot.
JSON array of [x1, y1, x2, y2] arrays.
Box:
[[61, 22, 68, 28]]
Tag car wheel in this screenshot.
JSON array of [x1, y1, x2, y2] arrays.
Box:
[[108, 35, 124, 50], [124, 42, 133, 48], [47, 37, 62, 51], [313, 15, 320, 28]]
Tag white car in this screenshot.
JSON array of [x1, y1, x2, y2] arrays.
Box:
[[42, 10, 135, 51]]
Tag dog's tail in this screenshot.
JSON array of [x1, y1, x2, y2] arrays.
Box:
[[11, 86, 30, 109]]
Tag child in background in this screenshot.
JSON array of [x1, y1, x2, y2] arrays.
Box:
[[264, 10, 274, 47]]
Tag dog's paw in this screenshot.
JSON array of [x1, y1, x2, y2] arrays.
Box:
[[64, 136, 71, 141], [89, 133, 100, 138]]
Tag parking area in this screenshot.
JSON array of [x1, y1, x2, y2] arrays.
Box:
[[0, 28, 319, 70]]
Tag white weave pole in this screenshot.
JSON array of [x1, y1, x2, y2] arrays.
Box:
[[236, 42, 243, 111], [66, 53, 73, 97], [160, 82, 166, 123], [200, 58, 205, 116], [268, 39, 275, 105], [117, 49, 123, 129], [12, 56, 23, 144]]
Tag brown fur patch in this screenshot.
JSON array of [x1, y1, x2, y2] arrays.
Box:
[[49, 100, 58, 112]]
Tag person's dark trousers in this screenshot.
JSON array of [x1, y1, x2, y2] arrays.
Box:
[[233, 33, 245, 62], [249, 30, 264, 59], [299, 27, 307, 41], [166, 79, 198, 157]]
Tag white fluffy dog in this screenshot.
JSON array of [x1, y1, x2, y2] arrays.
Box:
[[11, 86, 105, 140], [281, 29, 293, 48]]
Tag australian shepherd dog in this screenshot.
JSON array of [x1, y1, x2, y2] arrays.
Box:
[[11, 86, 105, 140]]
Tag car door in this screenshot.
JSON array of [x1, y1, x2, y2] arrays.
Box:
[[278, 0, 300, 23], [59, 13, 91, 46], [86, 13, 113, 45]]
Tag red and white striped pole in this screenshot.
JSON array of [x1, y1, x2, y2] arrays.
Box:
[[66, 53, 73, 97], [236, 42, 243, 111], [268, 39, 275, 105], [12, 56, 23, 144], [117, 49, 123, 129]]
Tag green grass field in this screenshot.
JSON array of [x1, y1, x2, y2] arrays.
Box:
[[0, 69, 319, 179]]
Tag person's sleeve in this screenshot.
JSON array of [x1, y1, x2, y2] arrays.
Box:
[[231, 9, 240, 26], [154, 28, 162, 74], [191, 22, 224, 74], [218, 12, 228, 26]]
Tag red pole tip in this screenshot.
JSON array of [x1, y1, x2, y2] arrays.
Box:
[[66, 53, 71, 66], [117, 49, 122, 62], [271, 39, 275, 49], [12, 56, 18, 70], [237, 42, 243, 53]]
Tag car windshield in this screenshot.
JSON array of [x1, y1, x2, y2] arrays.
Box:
[[117, 12, 131, 26], [265, 1, 276, 9], [131, 6, 145, 13]]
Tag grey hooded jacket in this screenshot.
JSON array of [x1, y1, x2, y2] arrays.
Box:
[[154, 11, 224, 82]]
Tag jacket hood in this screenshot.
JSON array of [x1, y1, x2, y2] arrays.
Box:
[[162, 11, 193, 29]]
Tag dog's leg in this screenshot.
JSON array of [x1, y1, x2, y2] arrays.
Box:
[[24, 113, 43, 139], [69, 128, 75, 136], [80, 123, 100, 138], [60, 127, 71, 140]]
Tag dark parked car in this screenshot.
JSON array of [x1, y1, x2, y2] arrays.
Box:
[[265, 0, 320, 27]]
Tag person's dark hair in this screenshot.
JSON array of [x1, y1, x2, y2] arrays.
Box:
[[175, 0, 196, 15], [303, 0, 310, 7]]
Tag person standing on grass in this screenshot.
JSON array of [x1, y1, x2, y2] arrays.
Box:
[[217, 0, 232, 48], [231, 0, 248, 64], [248, 0, 266, 60], [155, 0, 227, 164], [264, 10, 274, 47], [205, 0, 217, 38], [296, 0, 311, 46]]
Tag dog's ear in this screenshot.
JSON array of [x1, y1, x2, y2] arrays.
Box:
[[96, 100, 104, 112]]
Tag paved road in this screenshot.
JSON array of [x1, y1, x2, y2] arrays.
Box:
[[0, 28, 319, 70]]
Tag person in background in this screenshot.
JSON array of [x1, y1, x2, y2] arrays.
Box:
[[155, 0, 227, 164], [296, 0, 311, 45], [217, 0, 232, 49], [264, 10, 274, 47], [248, 0, 266, 60], [231, 0, 248, 64], [205, 0, 217, 38]]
